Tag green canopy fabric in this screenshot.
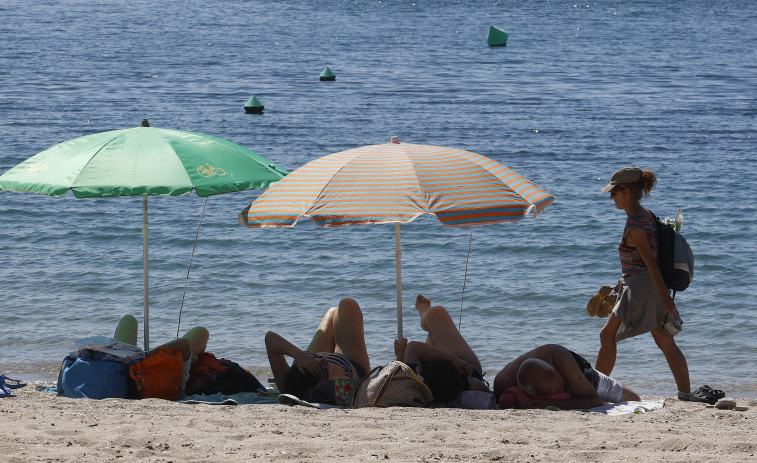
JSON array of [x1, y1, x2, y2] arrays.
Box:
[[0, 119, 288, 349], [0, 120, 286, 198]]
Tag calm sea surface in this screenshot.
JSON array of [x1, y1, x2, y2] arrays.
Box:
[[1, 0, 755, 398]]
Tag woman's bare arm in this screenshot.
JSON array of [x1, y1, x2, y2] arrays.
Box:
[[264, 331, 323, 392]]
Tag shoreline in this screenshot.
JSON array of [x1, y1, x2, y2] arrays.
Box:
[[2, 385, 756, 462]]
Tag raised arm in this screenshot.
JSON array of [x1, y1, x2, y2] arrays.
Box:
[[264, 331, 324, 393]]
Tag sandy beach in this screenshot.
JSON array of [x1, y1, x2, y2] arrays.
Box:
[[3, 384, 755, 462]]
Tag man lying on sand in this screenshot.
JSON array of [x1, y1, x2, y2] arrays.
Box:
[[493, 344, 639, 409]]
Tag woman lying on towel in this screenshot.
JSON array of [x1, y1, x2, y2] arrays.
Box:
[[394, 294, 490, 404], [265, 298, 371, 400]]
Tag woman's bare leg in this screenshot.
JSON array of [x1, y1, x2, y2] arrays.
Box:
[[307, 307, 337, 354], [416, 294, 480, 372], [651, 328, 691, 394], [596, 313, 622, 375], [332, 298, 371, 375], [416, 294, 432, 332], [181, 326, 209, 367], [181, 327, 209, 356]]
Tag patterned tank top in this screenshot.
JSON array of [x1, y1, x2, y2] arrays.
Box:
[[618, 212, 658, 278]]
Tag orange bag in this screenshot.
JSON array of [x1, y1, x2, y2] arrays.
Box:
[[129, 346, 184, 400]]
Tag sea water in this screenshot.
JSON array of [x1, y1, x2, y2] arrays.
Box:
[[0, 0, 755, 398]]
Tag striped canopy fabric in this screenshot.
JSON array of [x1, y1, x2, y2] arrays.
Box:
[[239, 140, 554, 228], [239, 139, 554, 341]]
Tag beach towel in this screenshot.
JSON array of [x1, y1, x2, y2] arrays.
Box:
[[498, 386, 664, 415], [586, 400, 665, 415], [179, 391, 280, 405], [277, 393, 347, 409]]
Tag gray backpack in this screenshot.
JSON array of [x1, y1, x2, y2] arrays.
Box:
[[654, 214, 694, 295]]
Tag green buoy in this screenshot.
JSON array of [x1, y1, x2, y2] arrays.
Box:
[[319, 66, 336, 81], [487, 26, 508, 46], [244, 95, 264, 114]]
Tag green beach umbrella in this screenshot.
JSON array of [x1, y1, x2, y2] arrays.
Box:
[[0, 119, 288, 350]]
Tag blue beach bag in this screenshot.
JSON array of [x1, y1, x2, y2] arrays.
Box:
[[57, 355, 131, 399]]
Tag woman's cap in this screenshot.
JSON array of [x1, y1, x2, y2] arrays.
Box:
[[601, 167, 643, 192]]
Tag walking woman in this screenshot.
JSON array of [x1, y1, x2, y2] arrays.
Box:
[[596, 167, 697, 401]]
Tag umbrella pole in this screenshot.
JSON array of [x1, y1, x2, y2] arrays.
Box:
[[395, 223, 403, 341], [142, 195, 150, 351]]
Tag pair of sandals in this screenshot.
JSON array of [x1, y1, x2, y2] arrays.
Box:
[[587, 285, 617, 318], [0, 374, 27, 398], [678, 385, 725, 405]]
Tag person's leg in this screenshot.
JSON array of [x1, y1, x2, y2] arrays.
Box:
[[415, 295, 480, 372], [307, 306, 337, 353], [181, 327, 209, 356], [152, 337, 191, 361], [596, 313, 622, 375], [113, 315, 138, 346], [621, 386, 641, 402], [595, 369, 640, 402], [332, 298, 371, 375], [651, 328, 691, 394], [181, 326, 209, 367]]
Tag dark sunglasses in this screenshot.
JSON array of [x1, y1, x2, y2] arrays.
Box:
[[610, 186, 628, 196]]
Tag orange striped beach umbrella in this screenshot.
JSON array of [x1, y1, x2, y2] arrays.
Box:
[[239, 137, 554, 339]]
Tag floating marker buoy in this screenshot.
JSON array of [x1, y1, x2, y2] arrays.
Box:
[[487, 26, 508, 46], [244, 95, 264, 114], [319, 66, 336, 81]]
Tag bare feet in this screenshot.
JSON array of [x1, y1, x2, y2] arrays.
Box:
[[416, 294, 431, 331], [415, 294, 431, 314]]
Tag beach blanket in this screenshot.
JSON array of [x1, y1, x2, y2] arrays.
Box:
[[48, 379, 664, 414], [276, 393, 346, 409], [271, 392, 663, 414], [178, 391, 279, 405], [586, 400, 665, 415]]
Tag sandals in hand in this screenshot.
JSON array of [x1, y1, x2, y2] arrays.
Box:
[[587, 286, 612, 317], [597, 294, 618, 318]]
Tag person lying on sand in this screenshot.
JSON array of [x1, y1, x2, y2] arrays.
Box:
[[493, 343, 640, 409], [265, 298, 371, 400], [394, 294, 490, 404]]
